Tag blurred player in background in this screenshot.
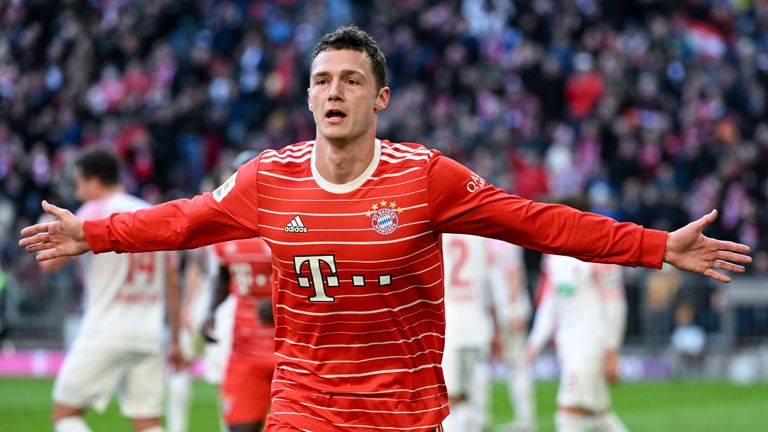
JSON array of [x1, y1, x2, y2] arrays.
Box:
[[166, 178, 223, 432], [526, 254, 629, 432], [39, 148, 184, 432], [488, 239, 536, 432], [201, 235, 275, 432], [442, 234, 495, 432], [199, 151, 276, 432]]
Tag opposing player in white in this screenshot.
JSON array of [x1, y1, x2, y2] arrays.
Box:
[[527, 255, 629, 432], [488, 239, 536, 432], [442, 233, 496, 432], [41, 148, 184, 432], [165, 246, 221, 432]]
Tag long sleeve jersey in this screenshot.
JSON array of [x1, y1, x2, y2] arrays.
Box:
[[84, 139, 665, 431]]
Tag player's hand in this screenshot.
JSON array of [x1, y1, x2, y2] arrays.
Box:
[[525, 344, 540, 364], [604, 349, 620, 384], [664, 210, 751, 283], [166, 341, 188, 372], [201, 316, 218, 343], [19, 201, 90, 261], [257, 299, 274, 326], [490, 331, 504, 360]]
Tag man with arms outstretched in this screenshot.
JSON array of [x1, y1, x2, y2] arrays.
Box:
[[20, 26, 750, 431]]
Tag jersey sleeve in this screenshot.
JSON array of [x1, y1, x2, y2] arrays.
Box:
[[426, 155, 667, 268], [85, 157, 263, 254]]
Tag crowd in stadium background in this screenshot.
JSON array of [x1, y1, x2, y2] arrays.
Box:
[[1, 1, 767, 346]]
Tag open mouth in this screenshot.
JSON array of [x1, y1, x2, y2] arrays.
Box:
[[325, 109, 347, 119]]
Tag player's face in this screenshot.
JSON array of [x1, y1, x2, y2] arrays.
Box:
[[308, 49, 389, 146]]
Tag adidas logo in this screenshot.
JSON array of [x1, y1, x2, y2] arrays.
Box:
[[284, 216, 308, 233]]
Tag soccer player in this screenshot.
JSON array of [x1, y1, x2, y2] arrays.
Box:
[[526, 256, 628, 432], [20, 25, 751, 431], [201, 235, 275, 432], [488, 239, 536, 432], [39, 148, 184, 432], [167, 178, 225, 432], [442, 234, 495, 432]]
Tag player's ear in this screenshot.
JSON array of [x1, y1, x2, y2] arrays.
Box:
[[373, 86, 390, 113], [307, 87, 313, 112]]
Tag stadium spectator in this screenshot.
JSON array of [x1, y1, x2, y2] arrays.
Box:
[[19, 25, 751, 431], [36, 148, 184, 432]]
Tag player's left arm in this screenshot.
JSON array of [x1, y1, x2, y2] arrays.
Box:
[[598, 264, 627, 383], [526, 268, 556, 363], [426, 155, 750, 282], [164, 252, 186, 371]]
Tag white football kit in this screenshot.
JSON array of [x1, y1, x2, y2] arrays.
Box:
[[442, 234, 494, 432], [528, 255, 626, 411], [487, 239, 535, 431], [53, 192, 172, 418]]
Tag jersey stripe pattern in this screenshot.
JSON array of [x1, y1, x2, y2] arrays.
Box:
[[257, 140, 447, 431], [84, 139, 667, 431]]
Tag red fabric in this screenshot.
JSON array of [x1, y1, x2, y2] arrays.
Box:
[[565, 71, 604, 119], [84, 140, 666, 430], [213, 238, 275, 360], [221, 356, 274, 424]]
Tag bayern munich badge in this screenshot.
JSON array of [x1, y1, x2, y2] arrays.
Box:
[[365, 201, 404, 235]]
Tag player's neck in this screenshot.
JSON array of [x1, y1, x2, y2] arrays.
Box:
[[314, 135, 376, 184], [89, 185, 124, 201]]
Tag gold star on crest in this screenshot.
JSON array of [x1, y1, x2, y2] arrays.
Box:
[[364, 200, 405, 218]]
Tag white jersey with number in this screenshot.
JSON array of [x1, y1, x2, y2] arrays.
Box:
[[73, 192, 168, 353], [529, 255, 625, 356], [443, 234, 493, 348]]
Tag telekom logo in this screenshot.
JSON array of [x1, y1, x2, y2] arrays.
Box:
[[293, 255, 339, 302]]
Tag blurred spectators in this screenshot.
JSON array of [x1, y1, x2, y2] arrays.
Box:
[[2, 0, 768, 345]]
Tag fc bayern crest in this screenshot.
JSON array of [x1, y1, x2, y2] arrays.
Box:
[[365, 201, 404, 235]]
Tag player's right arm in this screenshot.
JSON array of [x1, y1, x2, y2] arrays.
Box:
[[526, 267, 556, 363], [201, 264, 232, 343], [20, 158, 262, 260]]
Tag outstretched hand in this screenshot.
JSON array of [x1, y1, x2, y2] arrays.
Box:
[[664, 210, 751, 283], [18, 200, 90, 261]]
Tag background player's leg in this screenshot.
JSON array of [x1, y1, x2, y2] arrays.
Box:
[[592, 411, 630, 432], [555, 409, 588, 432], [507, 331, 535, 431], [54, 417, 92, 432], [167, 368, 192, 432], [509, 363, 535, 431]]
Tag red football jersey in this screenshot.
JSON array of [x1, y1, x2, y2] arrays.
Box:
[[85, 139, 666, 431], [213, 237, 274, 360]]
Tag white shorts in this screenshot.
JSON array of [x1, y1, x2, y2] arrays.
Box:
[[443, 346, 484, 398], [53, 347, 164, 418], [556, 351, 610, 411], [502, 329, 527, 366]]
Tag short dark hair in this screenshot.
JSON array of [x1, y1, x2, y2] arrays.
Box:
[[75, 147, 121, 186], [311, 25, 388, 90]]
